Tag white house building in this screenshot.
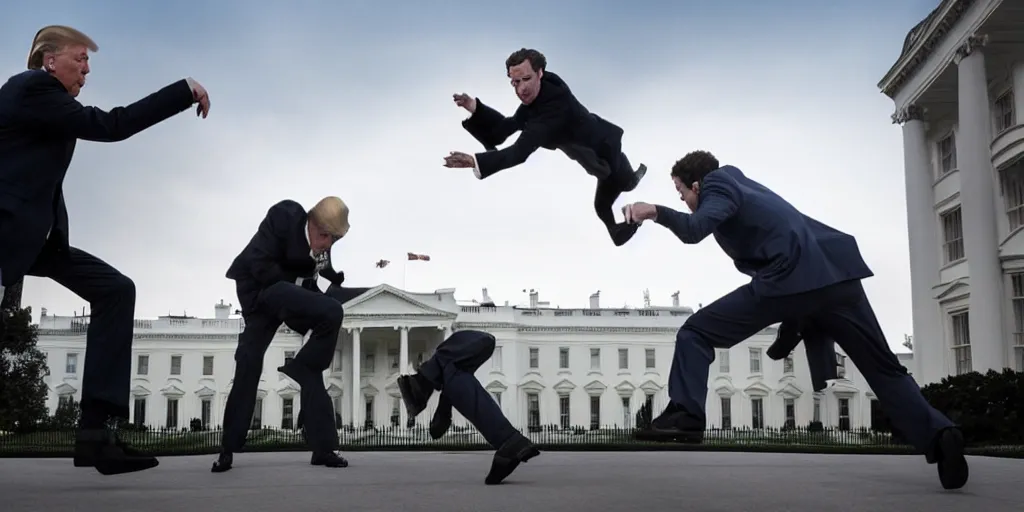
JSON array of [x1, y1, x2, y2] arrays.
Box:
[[36, 285, 878, 433], [879, 0, 1024, 385]]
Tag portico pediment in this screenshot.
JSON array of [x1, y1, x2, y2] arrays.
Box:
[[776, 382, 803, 399], [195, 386, 217, 398], [341, 284, 455, 317], [384, 380, 400, 397], [1000, 228, 1024, 260], [54, 382, 77, 395], [615, 380, 636, 397], [327, 384, 344, 397], [275, 381, 299, 397], [932, 278, 969, 301], [362, 383, 379, 397], [131, 385, 151, 397], [583, 380, 606, 395], [160, 384, 185, 397], [744, 381, 772, 396], [829, 380, 860, 396], [639, 380, 662, 394], [485, 380, 507, 393], [519, 379, 545, 393], [714, 382, 736, 397]]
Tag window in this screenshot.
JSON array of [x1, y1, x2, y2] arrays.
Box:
[[644, 393, 654, 412], [994, 90, 1015, 133], [332, 351, 342, 372], [621, 396, 631, 427], [618, 348, 628, 370], [492, 391, 502, 408], [136, 355, 149, 376], [284, 350, 295, 365], [59, 394, 74, 407], [749, 348, 762, 373], [529, 347, 539, 369], [388, 349, 399, 370], [838, 398, 850, 430], [202, 355, 214, 376], [813, 396, 821, 423], [936, 133, 956, 177], [720, 397, 731, 429], [836, 352, 847, 378], [941, 207, 965, 263], [281, 397, 294, 429], [251, 398, 263, 429], [645, 348, 656, 369], [170, 355, 182, 375], [527, 393, 540, 428], [559, 347, 569, 369], [559, 395, 570, 429], [165, 398, 179, 429], [1002, 164, 1024, 232], [751, 397, 764, 429], [783, 355, 794, 374], [491, 346, 503, 371], [364, 396, 374, 428], [65, 353, 78, 374], [132, 398, 146, 427], [363, 352, 375, 373], [589, 396, 600, 430], [784, 398, 795, 428], [1012, 273, 1024, 372], [718, 350, 730, 373], [951, 311, 972, 375], [201, 398, 212, 429], [391, 397, 401, 427], [333, 396, 343, 428], [590, 348, 600, 370]]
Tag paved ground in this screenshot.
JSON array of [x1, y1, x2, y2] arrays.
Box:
[[0, 451, 1020, 511]]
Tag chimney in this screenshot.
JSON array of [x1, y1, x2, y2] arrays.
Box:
[[671, 291, 680, 307], [482, 287, 492, 303], [40, 307, 48, 317], [529, 290, 539, 308], [589, 291, 600, 309], [214, 299, 232, 319]]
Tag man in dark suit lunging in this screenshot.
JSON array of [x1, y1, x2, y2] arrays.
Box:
[[398, 330, 540, 485], [0, 25, 210, 475], [623, 150, 969, 490], [443, 48, 647, 247], [212, 197, 351, 472]]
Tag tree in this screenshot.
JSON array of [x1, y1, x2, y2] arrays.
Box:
[[0, 280, 50, 433], [48, 397, 81, 430]]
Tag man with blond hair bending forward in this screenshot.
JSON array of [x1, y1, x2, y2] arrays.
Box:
[[0, 25, 210, 475], [213, 197, 351, 472]]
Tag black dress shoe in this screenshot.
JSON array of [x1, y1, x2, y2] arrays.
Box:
[[635, 403, 705, 443], [935, 427, 969, 490], [397, 373, 433, 417], [429, 411, 452, 440], [73, 429, 159, 476], [311, 451, 349, 467], [624, 163, 647, 192], [609, 222, 640, 247], [485, 433, 541, 485], [211, 451, 233, 473]]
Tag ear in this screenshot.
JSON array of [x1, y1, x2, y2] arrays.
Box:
[[691, 181, 700, 193]]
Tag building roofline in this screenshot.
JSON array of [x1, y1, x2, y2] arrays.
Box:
[[877, 0, 974, 98]]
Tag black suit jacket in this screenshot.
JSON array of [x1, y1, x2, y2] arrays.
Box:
[[226, 200, 345, 313], [462, 70, 625, 179], [0, 70, 195, 286]]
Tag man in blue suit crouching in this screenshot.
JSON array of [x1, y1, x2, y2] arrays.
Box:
[[622, 150, 968, 490]]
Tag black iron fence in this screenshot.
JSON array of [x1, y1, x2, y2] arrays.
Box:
[[3, 424, 1022, 458]]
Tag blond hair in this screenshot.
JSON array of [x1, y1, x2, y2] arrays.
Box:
[[27, 25, 98, 70], [308, 196, 350, 238]]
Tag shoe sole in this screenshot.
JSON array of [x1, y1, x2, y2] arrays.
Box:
[[94, 458, 159, 476], [937, 428, 969, 490], [397, 377, 427, 417]]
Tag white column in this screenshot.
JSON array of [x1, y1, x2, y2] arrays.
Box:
[[1012, 62, 1024, 122], [350, 327, 362, 428], [398, 326, 409, 427], [894, 104, 945, 384], [954, 34, 1007, 372]]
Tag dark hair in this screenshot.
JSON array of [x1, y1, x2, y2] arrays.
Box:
[[670, 150, 720, 188], [506, 48, 546, 74]]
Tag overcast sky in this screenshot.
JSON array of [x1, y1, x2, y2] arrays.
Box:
[[3, 0, 939, 352]]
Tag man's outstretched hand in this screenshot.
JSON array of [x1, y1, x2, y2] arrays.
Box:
[[453, 93, 476, 114], [443, 151, 475, 168], [623, 202, 657, 224]]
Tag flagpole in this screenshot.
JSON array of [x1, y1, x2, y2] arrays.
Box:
[[402, 260, 407, 291]]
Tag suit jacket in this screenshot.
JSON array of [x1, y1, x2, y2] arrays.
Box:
[[0, 70, 195, 286], [462, 70, 625, 180], [652, 165, 874, 298], [767, 320, 838, 392], [226, 200, 345, 313]]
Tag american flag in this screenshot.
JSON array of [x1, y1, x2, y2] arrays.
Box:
[[375, 259, 390, 268], [407, 252, 431, 261]]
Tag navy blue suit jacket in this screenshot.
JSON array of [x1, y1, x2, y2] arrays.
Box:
[[461, 71, 625, 180], [0, 70, 195, 286], [653, 165, 873, 298], [226, 200, 345, 314]]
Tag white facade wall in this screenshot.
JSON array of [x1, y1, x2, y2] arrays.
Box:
[[880, 0, 1024, 385], [37, 286, 878, 432]]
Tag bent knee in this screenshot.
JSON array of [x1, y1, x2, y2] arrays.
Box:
[[110, 273, 136, 299], [321, 300, 344, 326]]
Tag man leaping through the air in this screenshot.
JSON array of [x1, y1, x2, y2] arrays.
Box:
[[443, 48, 647, 246]]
